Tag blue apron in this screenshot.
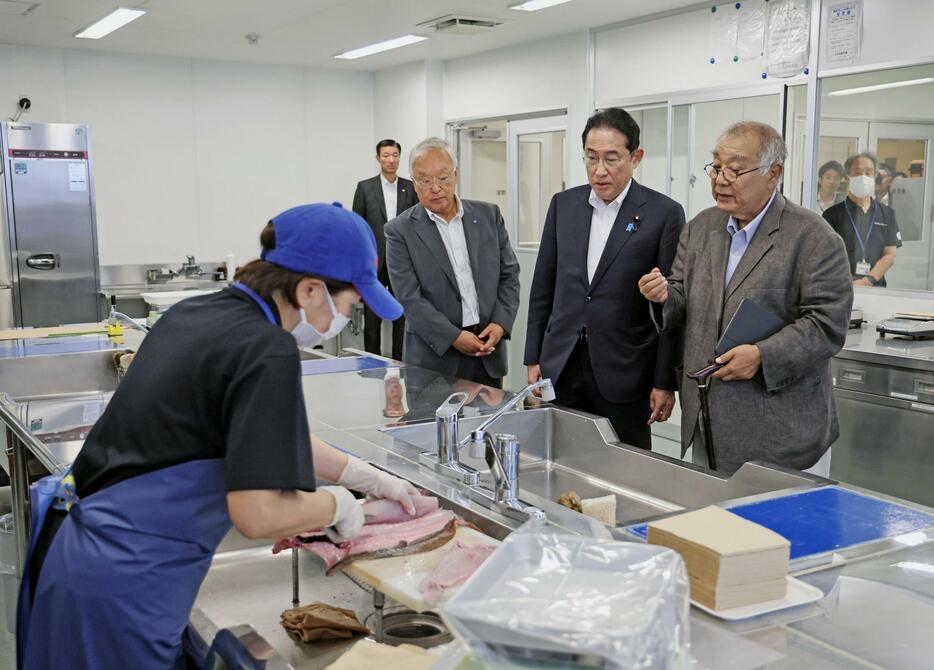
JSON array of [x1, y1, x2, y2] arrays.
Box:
[[17, 283, 279, 669]]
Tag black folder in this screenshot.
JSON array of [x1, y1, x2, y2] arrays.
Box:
[[715, 298, 786, 357]]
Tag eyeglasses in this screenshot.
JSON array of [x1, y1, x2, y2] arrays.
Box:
[[413, 174, 453, 189], [583, 153, 628, 170], [704, 162, 765, 183]]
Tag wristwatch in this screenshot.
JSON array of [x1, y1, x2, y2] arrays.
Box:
[[866, 275, 880, 286]]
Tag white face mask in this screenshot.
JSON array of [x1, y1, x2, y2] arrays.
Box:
[[291, 289, 350, 348], [848, 174, 875, 199]]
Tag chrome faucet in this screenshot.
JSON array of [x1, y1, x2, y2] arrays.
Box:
[[486, 433, 521, 505], [468, 431, 545, 522], [178, 255, 204, 278], [109, 310, 151, 334], [418, 392, 481, 485], [463, 378, 555, 454]]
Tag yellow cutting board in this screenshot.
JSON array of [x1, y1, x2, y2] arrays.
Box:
[[342, 526, 498, 613], [0, 323, 108, 341]]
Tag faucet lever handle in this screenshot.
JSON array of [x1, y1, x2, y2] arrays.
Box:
[[436, 392, 469, 421]]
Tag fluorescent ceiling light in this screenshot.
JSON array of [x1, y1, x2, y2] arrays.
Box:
[[75, 7, 146, 39], [510, 0, 574, 11], [334, 34, 428, 60], [828, 77, 934, 97]]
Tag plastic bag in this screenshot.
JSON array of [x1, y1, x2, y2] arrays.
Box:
[[440, 523, 690, 669]]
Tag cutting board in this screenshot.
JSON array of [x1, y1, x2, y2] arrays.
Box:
[[342, 526, 499, 613], [0, 324, 108, 341]]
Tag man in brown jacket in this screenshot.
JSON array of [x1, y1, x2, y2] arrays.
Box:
[[639, 121, 853, 475]]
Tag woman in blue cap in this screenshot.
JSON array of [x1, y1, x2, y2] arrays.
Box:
[[17, 203, 415, 669]]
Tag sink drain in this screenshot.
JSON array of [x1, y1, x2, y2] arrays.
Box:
[[369, 610, 452, 648]]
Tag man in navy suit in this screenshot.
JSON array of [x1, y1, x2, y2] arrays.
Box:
[[524, 108, 685, 449], [353, 139, 418, 360]]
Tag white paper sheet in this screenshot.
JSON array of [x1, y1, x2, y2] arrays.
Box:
[[68, 162, 87, 192], [766, 0, 811, 77], [824, 0, 862, 66]]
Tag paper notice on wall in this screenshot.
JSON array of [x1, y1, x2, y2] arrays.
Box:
[[709, 3, 766, 65], [709, 7, 738, 65], [766, 0, 811, 77], [824, 0, 861, 66], [736, 4, 766, 61], [68, 162, 87, 191]]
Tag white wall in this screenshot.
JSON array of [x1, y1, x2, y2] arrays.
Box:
[[595, 5, 778, 105], [0, 43, 374, 266], [444, 31, 590, 189]]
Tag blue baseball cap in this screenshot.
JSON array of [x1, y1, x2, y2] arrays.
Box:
[[262, 203, 403, 321]]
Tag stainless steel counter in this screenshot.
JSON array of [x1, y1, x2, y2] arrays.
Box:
[[4, 348, 934, 668], [838, 323, 934, 372], [199, 359, 934, 669], [831, 326, 934, 507]]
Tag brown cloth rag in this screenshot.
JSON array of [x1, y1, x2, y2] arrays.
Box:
[[280, 602, 370, 643]]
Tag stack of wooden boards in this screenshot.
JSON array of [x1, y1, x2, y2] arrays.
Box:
[[647, 505, 790, 610]]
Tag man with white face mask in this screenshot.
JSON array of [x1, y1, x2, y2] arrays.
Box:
[[18, 203, 422, 669], [823, 152, 901, 287]]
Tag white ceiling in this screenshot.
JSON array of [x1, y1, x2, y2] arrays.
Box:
[[0, 0, 701, 71]]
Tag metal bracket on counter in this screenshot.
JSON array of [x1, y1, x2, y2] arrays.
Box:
[[186, 607, 293, 669]]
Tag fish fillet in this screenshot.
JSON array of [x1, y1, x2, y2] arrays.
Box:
[[419, 540, 496, 607], [275, 509, 458, 574]]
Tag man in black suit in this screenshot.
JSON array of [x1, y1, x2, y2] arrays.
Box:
[[524, 109, 685, 449], [352, 139, 418, 360]]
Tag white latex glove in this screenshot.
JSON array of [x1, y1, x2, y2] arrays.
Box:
[[320, 486, 364, 543], [337, 457, 419, 516]]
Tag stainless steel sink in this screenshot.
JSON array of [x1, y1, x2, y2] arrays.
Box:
[[382, 406, 824, 526], [0, 348, 127, 400]]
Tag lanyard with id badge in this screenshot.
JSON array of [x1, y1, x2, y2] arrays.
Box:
[[846, 201, 880, 276]]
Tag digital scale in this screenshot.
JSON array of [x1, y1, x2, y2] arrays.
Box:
[[877, 312, 934, 340]]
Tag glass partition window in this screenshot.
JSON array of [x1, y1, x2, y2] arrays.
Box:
[[629, 107, 668, 194], [456, 120, 507, 213], [517, 130, 565, 246], [672, 94, 782, 221], [817, 63, 934, 290]]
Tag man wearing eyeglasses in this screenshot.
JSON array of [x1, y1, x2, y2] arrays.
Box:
[[525, 108, 686, 449], [385, 137, 520, 387], [638, 121, 852, 475]]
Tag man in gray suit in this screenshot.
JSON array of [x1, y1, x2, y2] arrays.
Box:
[[386, 138, 520, 387], [639, 122, 853, 475], [352, 139, 419, 360]]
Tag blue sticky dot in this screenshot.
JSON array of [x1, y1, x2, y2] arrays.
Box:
[[761, 72, 768, 79], [735, 2, 741, 8], [710, 57, 716, 64], [803, 67, 809, 75]]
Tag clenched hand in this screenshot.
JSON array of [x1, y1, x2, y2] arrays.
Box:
[[713, 344, 761, 381], [638, 267, 669, 303], [453, 331, 488, 356]]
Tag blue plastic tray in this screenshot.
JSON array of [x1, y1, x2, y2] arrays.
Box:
[[626, 486, 934, 560], [300, 356, 396, 376]]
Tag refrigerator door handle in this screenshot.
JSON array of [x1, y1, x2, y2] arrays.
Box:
[[25, 253, 59, 270]]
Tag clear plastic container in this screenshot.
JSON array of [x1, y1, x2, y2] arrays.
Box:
[[440, 526, 690, 669]]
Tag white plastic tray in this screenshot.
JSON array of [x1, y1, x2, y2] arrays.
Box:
[[140, 289, 218, 310], [691, 575, 823, 621]]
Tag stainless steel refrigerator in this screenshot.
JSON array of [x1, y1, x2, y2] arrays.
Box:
[[1, 121, 102, 327]]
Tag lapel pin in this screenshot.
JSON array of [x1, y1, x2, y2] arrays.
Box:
[[626, 214, 642, 233]]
